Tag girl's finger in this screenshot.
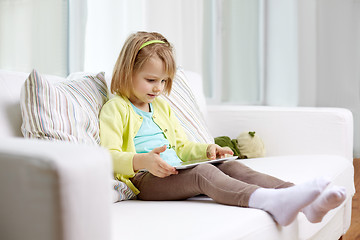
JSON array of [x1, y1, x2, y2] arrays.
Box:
[[162, 166, 177, 175], [157, 168, 172, 178], [157, 163, 177, 176], [152, 145, 167, 154], [225, 148, 234, 155]]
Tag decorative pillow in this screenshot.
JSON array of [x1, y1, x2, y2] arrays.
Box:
[[161, 67, 214, 144], [236, 131, 265, 158], [20, 69, 108, 145], [112, 179, 136, 202]]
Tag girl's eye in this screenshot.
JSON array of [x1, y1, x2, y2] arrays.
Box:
[[161, 79, 167, 83], [146, 79, 155, 82]]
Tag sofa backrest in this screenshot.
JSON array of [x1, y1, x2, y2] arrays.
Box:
[[0, 69, 208, 139], [0, 70, 28, 138]]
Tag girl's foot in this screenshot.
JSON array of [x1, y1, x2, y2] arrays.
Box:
[[302, 186, 346, 223], [249, 177, 330, 226]]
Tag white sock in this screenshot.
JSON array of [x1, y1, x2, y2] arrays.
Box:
[[302, 186, 346, 223], [248, 177, 330, 226]]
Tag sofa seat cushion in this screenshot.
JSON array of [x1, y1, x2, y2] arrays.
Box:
[[111, 154, 354, 240], [111, 198, 298, 240], [243, 154, 355, 240]]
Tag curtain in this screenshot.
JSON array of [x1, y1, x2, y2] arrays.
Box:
[[84, 0, 203, 79], [203, 0, 262, 104], [221, 0, 262, 104], [0, 0, 68, 76], [84, 0, 146, 76]]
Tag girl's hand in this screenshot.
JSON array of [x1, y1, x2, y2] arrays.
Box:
[[142, 145, 178, 178], [206, 144, 234, 160]]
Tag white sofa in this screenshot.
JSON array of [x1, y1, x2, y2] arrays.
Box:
[[0, 69, 355, 240]]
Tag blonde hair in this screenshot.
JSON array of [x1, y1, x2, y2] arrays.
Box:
[[111, 32, 176, 97]]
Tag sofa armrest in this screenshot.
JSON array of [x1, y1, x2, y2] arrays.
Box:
[[0, 137, 112, 240], [206, 106, 353, 161]]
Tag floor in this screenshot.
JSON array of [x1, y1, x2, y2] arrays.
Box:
[[341, 158, 360, 240]]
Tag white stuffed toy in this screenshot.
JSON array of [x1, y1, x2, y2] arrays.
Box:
[[236, 131, 265, 158]]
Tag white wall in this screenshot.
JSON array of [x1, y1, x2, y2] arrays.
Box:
[[315, 0, 360, 157], [270, 0, 360, 157]]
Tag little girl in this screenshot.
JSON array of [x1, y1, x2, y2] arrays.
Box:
[[99, 31, 346, 226]]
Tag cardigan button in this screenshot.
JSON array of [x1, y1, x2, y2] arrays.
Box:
[[164, 129, 168, 132]]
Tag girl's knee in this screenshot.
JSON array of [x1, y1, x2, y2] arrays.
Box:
[[220, 160, 246, 169], [221, 160, 238, 167], [217, 160, 255, 176], [190, 164, 221, 193], [194, 163, 218, 173], [188, 163, 218, 179]]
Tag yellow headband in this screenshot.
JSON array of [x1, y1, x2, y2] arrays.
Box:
[[139, 40, 165, 51]]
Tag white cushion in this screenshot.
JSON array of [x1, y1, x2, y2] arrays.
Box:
[[20, 70, 108, 145], [112, 199, 298, 240], [183, 70, 207, 117], [111, 179, 136, 202], [160, 67, 214, 143]]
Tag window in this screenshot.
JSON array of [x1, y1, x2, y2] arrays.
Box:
[[203, 0, 264, 105], [0, 0, 68, 76]]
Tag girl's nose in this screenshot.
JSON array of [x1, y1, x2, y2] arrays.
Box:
[[153, 83, 162, 92]]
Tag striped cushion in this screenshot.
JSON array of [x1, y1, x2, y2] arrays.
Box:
[[112, 179, 136, 202], [161, 68, 214, 143], [20, 70, 108, 145]]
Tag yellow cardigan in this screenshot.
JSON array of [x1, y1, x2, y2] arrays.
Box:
[[99, 95, 209, 194]]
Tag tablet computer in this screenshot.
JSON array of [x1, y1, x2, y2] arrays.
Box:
[[174, 156, 238, 170]]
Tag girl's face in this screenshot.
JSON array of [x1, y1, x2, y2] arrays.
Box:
[[130, 55, 168, 112]]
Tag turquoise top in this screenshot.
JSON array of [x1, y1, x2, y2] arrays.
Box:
[[131, 103, 182, 167]]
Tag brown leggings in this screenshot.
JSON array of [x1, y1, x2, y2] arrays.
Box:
[[131, 161, 294, 207]]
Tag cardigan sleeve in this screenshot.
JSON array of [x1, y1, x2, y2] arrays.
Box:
[[99, 98, 136, 177]]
